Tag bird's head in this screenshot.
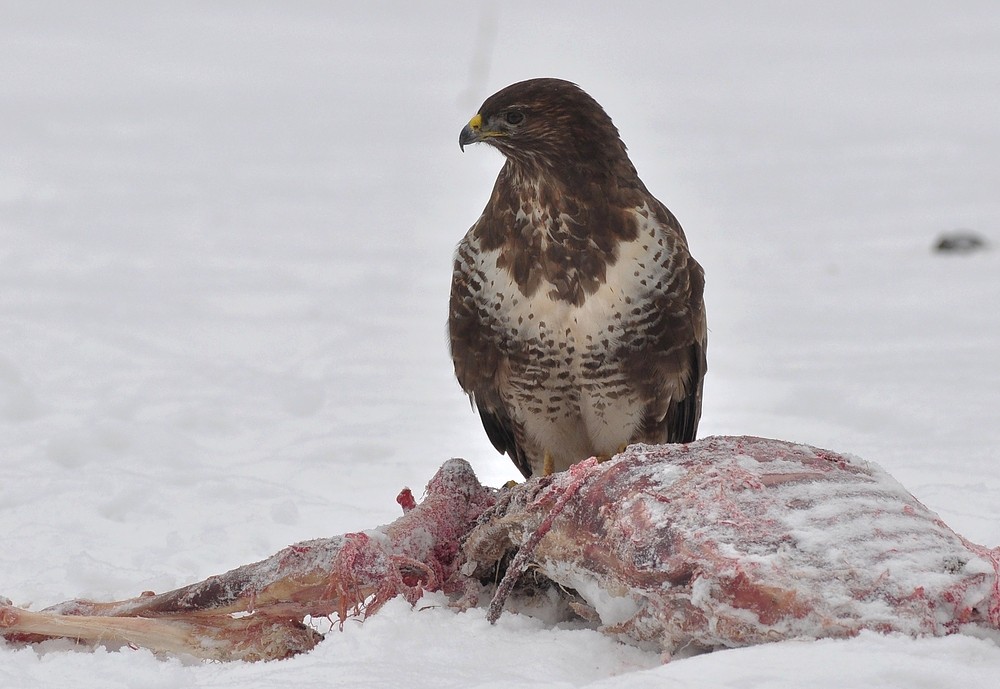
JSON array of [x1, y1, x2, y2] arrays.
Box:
[[459, 78, 630, 176]]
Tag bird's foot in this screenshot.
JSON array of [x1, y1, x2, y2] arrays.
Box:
[[543, 451, 555, 476], [595, 444, 629, 464]]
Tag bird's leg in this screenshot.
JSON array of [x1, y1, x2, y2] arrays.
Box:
[[596, 444, 630, 464], [542, 451, 555, 476]]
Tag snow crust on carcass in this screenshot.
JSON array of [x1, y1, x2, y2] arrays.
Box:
[[671, 438, 996, 637], [529, 437, 1000, 653], [546, 561, 642, 627]]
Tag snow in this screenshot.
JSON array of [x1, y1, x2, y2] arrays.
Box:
[[1, 1, 998, 686]]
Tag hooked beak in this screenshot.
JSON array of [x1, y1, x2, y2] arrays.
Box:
[[459, 113, 484, 152]]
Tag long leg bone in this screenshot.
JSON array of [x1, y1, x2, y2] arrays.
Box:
[[1, 458, 495, 661]]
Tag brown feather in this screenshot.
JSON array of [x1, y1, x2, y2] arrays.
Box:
[[450, 78, 707, 478]]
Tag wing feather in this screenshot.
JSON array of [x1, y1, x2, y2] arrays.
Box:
[[449, 238, 534, 478]]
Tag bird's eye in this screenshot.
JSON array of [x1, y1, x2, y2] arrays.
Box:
[[504, 110, 525, 125]]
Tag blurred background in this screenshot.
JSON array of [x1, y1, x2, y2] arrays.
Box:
[[1, 2, 998, 605]]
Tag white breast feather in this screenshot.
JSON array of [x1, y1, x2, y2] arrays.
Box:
[[464, 205, 668, 467]]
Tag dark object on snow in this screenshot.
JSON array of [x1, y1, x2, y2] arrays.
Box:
[[934, 230, 988, 254]]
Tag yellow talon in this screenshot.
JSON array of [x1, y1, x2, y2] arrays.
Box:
[[543, 451, 555, 476], [596, 444, 629, 464]]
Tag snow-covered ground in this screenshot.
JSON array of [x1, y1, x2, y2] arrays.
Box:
[[2, 2, 999, 686]]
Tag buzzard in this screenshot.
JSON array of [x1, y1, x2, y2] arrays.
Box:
[[450, 78, 707, 478]]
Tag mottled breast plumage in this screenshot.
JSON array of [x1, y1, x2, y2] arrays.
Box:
[[450, 78, 707, 479]]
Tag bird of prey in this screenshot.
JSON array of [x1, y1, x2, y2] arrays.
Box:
[[450, 78, 707, 479]]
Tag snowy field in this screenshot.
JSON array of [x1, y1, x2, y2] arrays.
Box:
[[2, 1, 999, 686]]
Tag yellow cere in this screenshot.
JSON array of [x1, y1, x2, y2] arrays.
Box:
[[468, 113, 482, 130]]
